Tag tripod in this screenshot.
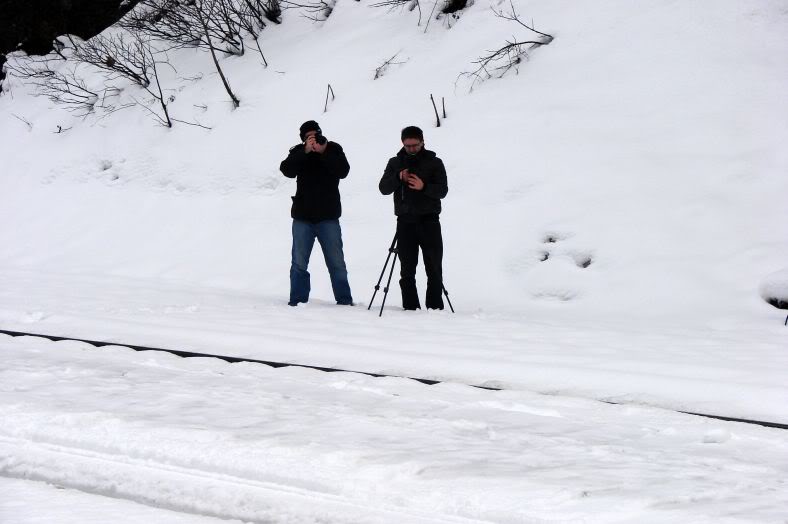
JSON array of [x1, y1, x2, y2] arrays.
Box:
[[367, 233, 455, 317]]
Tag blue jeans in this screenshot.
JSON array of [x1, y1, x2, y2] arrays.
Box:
[[290, 219, 353, 305]]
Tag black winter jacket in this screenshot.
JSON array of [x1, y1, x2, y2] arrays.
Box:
[[280, 141, 350, 222], [379, 148, 448, 220]]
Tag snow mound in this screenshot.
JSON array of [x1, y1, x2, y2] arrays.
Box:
[[760, 268, 788, 309]]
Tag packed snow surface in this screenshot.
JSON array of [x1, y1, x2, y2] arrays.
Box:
[[1, 0, 787, 521], [2, 334, 787, 523]]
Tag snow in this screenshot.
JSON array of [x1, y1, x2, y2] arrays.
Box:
[[2, 270, 786, 424], [1, 0, 787, 521], [2, 333, 787, 523], [760, 267, 788, 306], [0, 476, 239, 524]]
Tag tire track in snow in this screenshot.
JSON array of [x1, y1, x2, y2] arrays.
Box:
[[0, 435, 489, 524]]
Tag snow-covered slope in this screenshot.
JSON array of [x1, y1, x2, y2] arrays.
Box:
[[0, 0, 786, 419], [2, 3, 788, 521]]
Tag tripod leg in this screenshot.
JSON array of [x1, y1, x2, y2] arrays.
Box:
[[368, 234, 398, 311], [379, 251, 398, 317], [442, 285, 455, 313], [367, 251, 392, 311]]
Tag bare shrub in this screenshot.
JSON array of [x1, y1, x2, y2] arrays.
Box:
[[458, 0, 553, 91]]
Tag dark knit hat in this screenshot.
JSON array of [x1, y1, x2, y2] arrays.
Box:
[[401, 125, 423, 141], [299, 120, 321, 140]]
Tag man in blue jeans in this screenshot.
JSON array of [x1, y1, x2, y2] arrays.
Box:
[[280, 120, 353, 306]]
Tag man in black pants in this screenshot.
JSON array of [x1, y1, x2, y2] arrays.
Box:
[[379, 126, 448, 310]]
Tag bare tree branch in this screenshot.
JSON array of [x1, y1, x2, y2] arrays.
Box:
[[373, 52, 406, 80], [11, 113, 33, 131], [423, 0, 439, 33], [237, 0, 270, 66], [369, 0, 422, 25], [491, 0, 554, 41], [6, 58, 101, 115], [73, 32, 153, 87], [282, 0, 335, 22], [122, 0, 245, 56], [123, 0, 241, 107], [145, 52, 173, 126], [430, 93, 441, 127], [172, 116, 212, 129], [196, 0, 241, 108], [323, 83, 334, 112], [457, 1, 553, 91]]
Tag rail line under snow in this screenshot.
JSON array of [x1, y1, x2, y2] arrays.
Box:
[[2, 328, 785, 430]]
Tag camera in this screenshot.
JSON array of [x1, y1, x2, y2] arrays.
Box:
[[404, 155, 418, 173], [314, 133, 327, 146]]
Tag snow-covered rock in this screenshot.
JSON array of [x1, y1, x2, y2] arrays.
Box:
[[761, 268, 788, 309]]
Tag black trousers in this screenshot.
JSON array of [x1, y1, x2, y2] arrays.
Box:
[[397, 217, 443, 310]]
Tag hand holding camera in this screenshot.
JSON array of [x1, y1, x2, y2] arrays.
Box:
[[304, 133, 328, 154], [407, 173, 424, 190], [399, 169, 424, 190]]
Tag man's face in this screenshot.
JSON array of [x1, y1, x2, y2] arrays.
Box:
[[304, 130, 317, 142], [402, 138, 423, 155]]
